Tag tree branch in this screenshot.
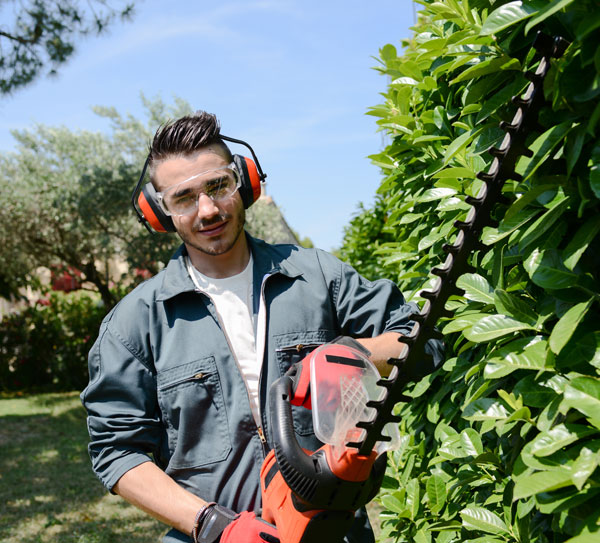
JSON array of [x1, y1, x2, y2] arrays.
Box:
[[0, 29, 39, 46]]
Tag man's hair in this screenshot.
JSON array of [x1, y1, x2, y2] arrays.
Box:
[[148, 111, 232, 183]]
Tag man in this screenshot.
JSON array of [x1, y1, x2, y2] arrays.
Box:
[[81, 112, 414, 543]]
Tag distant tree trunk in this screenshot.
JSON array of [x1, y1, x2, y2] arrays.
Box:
[[83, 261, 117, 309]]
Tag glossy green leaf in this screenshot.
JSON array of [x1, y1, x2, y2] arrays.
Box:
[[460, 428, 484, 456], [503, 184, 558, 221], [530, 423, 595, 457], [456, 273, 494, 304], [564, 530, 600, 543], [426, 474, 447, 512], [417, 187, 458, 202], [590, 162, 600, 199], [451, 56, 520, 84], [460, 506, 509, 534], [524, 0, 576, 35], [549, 300, 593, 354], [513, 469, 573, 500], [436, 196, 470, 212], [418, 230, 446, 251], [413, 529, 432, 543], [481, 208, 539, 245], [536, 484, 600, 515], [406, 478, 420, 520], [493, 289, 538, 325], [461, 103, 482, 116], [463, 398, 509, 421], [380, 44, 397, 60], [432, 167, 475, 179], [443, 127, 485, 164], [439, 434, 466, 460], [484, 336, 551, 379], [566, 124, 586, 176], [575, 11, 600, 40], [563, 216, 600, 270], [480, 1, 538, 35], [381, 491, 407, 514], [476, 78, 527, 124], [442, 313, 491, 334], [563, 377, 600, 422], [524, 249, 578, 289], [397, 59, 423, 81], [464, 314, 536, 342], [392, 76, 419, 86], [571, 446, 600, 490], [413, 135, 450, 144], [434, 421, 459, 443], [520, 439, 570, 470], [518, 195, 570, 251], [517, 122, 574, 181], [492, 244, 505, 290]]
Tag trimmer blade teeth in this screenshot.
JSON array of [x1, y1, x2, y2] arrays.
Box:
[[347, 32, 568, 456]]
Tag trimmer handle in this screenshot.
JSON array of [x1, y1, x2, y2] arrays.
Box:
[[268, 368, 386, 511]]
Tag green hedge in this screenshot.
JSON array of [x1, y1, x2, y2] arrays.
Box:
[[340, 1, 600, 541], [0, 291, 106, 391]]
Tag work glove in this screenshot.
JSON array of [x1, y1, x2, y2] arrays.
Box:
[[192, 503, 279, 543], [220, 511, 279, 543]]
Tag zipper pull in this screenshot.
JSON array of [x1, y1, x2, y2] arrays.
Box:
[[257, 426, 266, 444]]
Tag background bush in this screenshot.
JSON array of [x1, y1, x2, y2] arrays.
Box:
[[0, 291, 106, 391], [340, 1, 600, 541]]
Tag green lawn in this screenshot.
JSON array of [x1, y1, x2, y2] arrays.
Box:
[[0, 392, 165, 543], [0, 392, 384, 542]]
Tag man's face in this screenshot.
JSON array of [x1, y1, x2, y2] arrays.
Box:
[[153, 145, 246, 258]]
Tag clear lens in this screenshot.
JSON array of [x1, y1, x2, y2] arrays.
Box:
[[159, 165, 240, 216]]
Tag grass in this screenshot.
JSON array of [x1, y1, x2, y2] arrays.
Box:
[[0, 391, 385, 542], [0, 392, 165, 543]]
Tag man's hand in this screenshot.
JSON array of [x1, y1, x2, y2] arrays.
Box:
[[356, 331, 407, 377], [193, 504, 279, 543]]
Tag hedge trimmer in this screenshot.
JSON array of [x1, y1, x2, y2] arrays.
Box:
[[260, 33, 569, 543]]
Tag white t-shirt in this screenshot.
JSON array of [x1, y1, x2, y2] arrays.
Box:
[[186, 256, 261, 425]]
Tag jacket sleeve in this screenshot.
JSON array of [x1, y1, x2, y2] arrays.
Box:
[[316, 250, 416, 338], [80, 315, 165, 492]]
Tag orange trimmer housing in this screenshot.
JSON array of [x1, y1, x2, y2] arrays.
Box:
[[260, 343, 387, 543]]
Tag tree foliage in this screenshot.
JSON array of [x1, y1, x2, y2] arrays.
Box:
[[0, 290, 106, 391], [0, 95, 188, 307], [0, 0, 135, 94], [0, 95, 309, 308], [340, 0, 600, 541]]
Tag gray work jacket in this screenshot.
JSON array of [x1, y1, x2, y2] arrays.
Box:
[[81, 235, 414, 542]]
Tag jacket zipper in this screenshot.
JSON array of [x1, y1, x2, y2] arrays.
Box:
[[201, 290, 267, 453], [256, 273, 272, 455]]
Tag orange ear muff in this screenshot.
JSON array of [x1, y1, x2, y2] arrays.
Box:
[[234, 154, 262, 208], [139, 183, 176, 233]]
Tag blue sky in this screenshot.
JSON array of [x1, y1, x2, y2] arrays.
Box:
[[0, 0, 416, 251]]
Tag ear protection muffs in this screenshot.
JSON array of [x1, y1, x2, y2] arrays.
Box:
[[131, 134, 266, 234]]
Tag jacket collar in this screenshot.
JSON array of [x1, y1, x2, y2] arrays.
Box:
[[156, 233, 303, 302]]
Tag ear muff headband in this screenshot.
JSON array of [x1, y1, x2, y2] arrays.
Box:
[[131, 134, 267, 234]]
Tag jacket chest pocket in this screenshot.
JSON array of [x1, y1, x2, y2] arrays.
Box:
[[157, 357, 231, 469]]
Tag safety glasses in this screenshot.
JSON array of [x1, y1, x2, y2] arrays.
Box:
[[156, 163, 241, 217]]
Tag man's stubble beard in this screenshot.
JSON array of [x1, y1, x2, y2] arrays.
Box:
[[179, 204, 246, 257]]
